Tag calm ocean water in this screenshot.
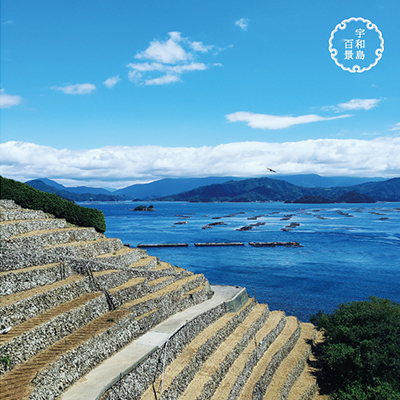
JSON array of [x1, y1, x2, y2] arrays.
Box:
[[80, 201, 400, 322]]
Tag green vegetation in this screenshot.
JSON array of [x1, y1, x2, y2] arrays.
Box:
[[158, 177, 400, 203], [0, 176, 106, 233], [310, 297, 400, 399], [0, 355, 10, 369]]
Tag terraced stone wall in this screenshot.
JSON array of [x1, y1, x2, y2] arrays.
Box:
[[1, 295, 109, 372], [0, 262, 75, 296], [0, 248, 67, 272], [100, 301, 233, 400], [280, 341, 313, 400], [252, 321, 301, 399], [30, 313, 141, 400], [0, 277, 93, 330]]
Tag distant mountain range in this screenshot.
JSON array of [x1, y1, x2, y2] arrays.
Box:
[[24, 175, 398, 203], [158, 177, 400, 203], [113, 177, 245, 199], [37, 178, 114, 195], [25, 179, 124, 202]]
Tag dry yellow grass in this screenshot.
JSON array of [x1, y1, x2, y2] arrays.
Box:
[[0, 218, 50, 226], [136, 309, 158, 321], [139, 298, 254, 400], [0, 263, 59, 277], [96, 246, 135, 258], [262, 322, 314, 399], [45, 238, 115, 248], [92, 269, 120, 277], [122, 275, 200, 309], [0, 308, 131, 400], [287, 330, 327, 400], [179, 304, 268, 400], [126, 256, 157, 268], [0, 274, 83, 308], [109, 277, 146, 294], [9, 227, 89, 239], [148, 276, 171, 287], [0, 292, 102, 345], [210, 310, 285, 400], [179, 283, 206, 300], [237, 316, 299, 400], [153, 261, 171, 271]]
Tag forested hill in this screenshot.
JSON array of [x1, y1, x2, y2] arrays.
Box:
[[348, 177, 400, 201], [25, 179, 124, 202], [158, 177, 400, 203]]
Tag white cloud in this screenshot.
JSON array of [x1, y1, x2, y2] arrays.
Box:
[[226, 111, 352, 130], [127, 61, 207, 85], [145, 74, 181, 86], [337, 98, 380, 110], [51, 83, 96, 95], [169, 62, 207, 73], [0, 89, 22, 109], [1, 138, 399, 188], [103, 75, 120, 88], [189, 41, 214, 53], [135, 32, 189, 64], [389, 123, 400, 131], [128, 32, 217, 85], [235, 18, 249, 31], [1, 20, 14, 26]]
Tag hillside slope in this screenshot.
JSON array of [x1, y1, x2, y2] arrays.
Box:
[[159, 177, 400, 203], [25, 179, 124, 202], [0, 198, 321, 400], [113, 177, 245, 199]]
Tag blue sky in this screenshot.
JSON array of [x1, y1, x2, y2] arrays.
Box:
[[1, 0, 399, 188]]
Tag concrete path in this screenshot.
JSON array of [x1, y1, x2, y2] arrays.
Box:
[[60, 285, 248, 400]]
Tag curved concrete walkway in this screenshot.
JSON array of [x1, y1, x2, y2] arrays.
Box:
[[60, 285, 248, 400]]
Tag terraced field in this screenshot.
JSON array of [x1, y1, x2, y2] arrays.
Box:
[[0, 199, 322, 399]]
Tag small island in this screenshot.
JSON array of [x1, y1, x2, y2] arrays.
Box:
[[133, 205, 154, 211]]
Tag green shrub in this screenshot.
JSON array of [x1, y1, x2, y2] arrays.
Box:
[[311, 297, 400, 399], [0, 176, 106, 233]]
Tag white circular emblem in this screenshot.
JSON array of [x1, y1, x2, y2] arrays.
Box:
[[329, 17, 384, 73]]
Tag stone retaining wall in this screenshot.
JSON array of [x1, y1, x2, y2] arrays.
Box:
[[45, 238, 124, 259], [0, 262, 74, 296], [0, 248, 68, 272], [0, 200, 22, 210], [252, 321, 301, 400], [279, 330, 316, 400], [0, 201, 52, 221], [30, 313, 141, 400], [30, 290, 226, 400], [300, 382, 319, 400], [0, 277, 92, 330], [160, 298, 256, 400], [0, 295, 109, 373], [197, 305, 271, 400], [147, 276, 174, 292], [111, 280, 150, 309], [95, 249, 148, 269], [128, 275, 207, 318], [4, 227, 104, 250], [0, 218, 67, 239], [228, 314, 287, 399], [100, 302, 230, 400]]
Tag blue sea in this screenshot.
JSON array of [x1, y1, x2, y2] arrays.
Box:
[[80, 201, 400, 322]]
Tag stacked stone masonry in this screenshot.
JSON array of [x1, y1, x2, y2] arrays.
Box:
[[0, 200, 320, 399]]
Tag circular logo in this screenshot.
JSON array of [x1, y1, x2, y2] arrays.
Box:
[[329, 17, 384, 73]]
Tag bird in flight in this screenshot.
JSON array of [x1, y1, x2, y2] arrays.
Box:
[[266, 168, 277, 173]]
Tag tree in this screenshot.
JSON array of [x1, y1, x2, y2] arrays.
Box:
[[310, 297, 400, 399]]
